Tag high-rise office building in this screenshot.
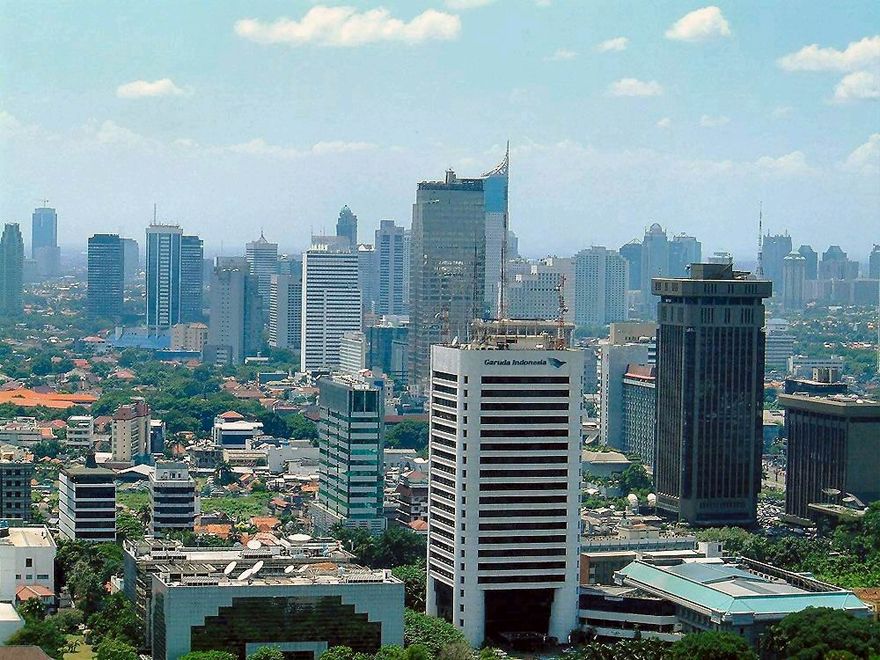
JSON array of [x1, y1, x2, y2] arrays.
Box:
[[621, 364, 657, 466], [619, 240, 642, 290], [122, 238, 140, 281], [599, 341, 653, 451], [573, 246, 628, 326], [87, 234, 124, 318], [0, 224, 24, 317], [146, 225, 202, 331], [669, 234, 702, 278], [482, 149, 509, 319], [797, 244, 818, 280], [640, 223, 670, 301], [782, 251, 807, 311], [819, 245, 859, 281], [869, 244, 880, 280], [180, 234, 204, 322], [245, 232, 278, 309], [426, 322, 583, 645], [150, 461, 198, 534], [365, 322, 409, 384], [358, 244, 378, 314], [206, 259, 262, 365], [0, 459, 33, 521], [310, 374, 385, 535], [268, 272, 302, 350], [762, 233, 792, 293], [779, 394, 880, 521], [506, 259, 572, 323], [336, 205, 358, 248], [300, 246, 362, 372], [58, 454, 116, 542], [375, 220, 407, 316], [653, 263, 772, 526], [31, 206, 59, 277], [409, 170, 486, 389]]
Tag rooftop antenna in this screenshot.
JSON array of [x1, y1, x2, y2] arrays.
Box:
[[553, 274, 568, 349], [499, 140, 510, 320], [756, 201, 764, 278], [152, 203, 157, 225]]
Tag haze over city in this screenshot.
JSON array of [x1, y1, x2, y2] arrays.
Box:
[[2, 1, 878, 257]]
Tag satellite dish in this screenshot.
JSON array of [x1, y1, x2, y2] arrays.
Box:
[[284, 565, 295, 574], [247, 540, 262, 550], [289, 533, 312, 542], [251, 560, 264, 577], [237, 568, 252, 580], [224, 561, 237, 576]]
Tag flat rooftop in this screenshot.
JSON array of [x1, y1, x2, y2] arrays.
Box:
[[1, 526, 55, 548], [157, 568, 399, 588]]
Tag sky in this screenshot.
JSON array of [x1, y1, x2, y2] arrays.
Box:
[[1, 1, 878, 261]]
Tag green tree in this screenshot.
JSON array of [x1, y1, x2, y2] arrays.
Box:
[[178, 652, 237, 660], [67, 559, 105, 615], [373, 645, 408, 660], [6, 619, 66, 657], [88, 592, 143, 647], [32, 439, 62, 459], [248, 647, 286, 660], [667, 631, 756, 659], [618, 463, 652, 494], [116, 511, 146, 541], [17, 596, 47, 622], [436, 641, 472, 660], [320, 646, 356, 660], [95, 637, 138, 660], [385, 421, 429, 451], [47, 607, 84, 634], [403, 610, 468, 660], [392, 562, 426, 611], [760, 607, 880, 660]]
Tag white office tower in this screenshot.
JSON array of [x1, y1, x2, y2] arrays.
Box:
[[149, 461, 199, 535], [301, 247, 362, 372], [339, 331, 367, 374], [375, 220, 407, 316], [573, 247, 629, 326], [58, 454, 116, 542], [599, 341, 653, 450], [426, 322, 583, 646], [268, 272, 302, 350], [245, 232, 278, 309]]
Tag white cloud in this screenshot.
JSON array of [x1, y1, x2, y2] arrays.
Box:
[[607, 78, 663, 97], [665, 6, 731, 42], [596, 37, 628, 52], [0, 110, 47, 140], [534, 0, 552, 7], [832, 71, 880, 103], [234, 6, 461, 47], [754, 151, 815, 177], [545, 48, 577, 61], [771, 106, 793, 119], [656, 117, 672, 129], [310, 140, 376, 155], [778, 35, 880, 72], [225, 138, 377, 159], [116, 78, 186, 99], [840, 133, 880, 175], [699, 114, 730, 127], [93, 120, 153, 147], [445, 0, 494, 9]]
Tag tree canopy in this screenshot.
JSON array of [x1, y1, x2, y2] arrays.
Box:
[[760, 607, 880, 659]]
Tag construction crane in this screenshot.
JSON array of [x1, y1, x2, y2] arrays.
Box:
[[553, 274, 568, 349]]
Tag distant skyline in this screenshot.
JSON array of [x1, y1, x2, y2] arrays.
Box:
[[1, 2, 878, 259]]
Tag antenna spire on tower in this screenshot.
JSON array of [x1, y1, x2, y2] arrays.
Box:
[[756, 202, 764, 278]]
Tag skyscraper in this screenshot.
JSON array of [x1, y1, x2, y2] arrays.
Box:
[[426, 322, 583, 645], [782, 251, 806, 311], [797, 244, 818, 280], [763, 233, 793, 293], [409, 170, 486, 389], [573, 246, 628, 326], [87, 234, 124, 318], [268, 272, 302, 350], [640, 223, 670, 309], [146, 225, 202, 332], [300, 246, 362, 372], [31, 206, 59, 277], [869, 244, 880, 280], [336, 205, 358, 248], [311, 374, 386, 535], [819, 245, 859, 280], [205, 259, 262, 365], [245, 232, 278, 309], [357, 243, 378, 314], [375, 220, 407, 316], [0, 223, 24, 317], [653, 263, 772, 526], [669, 234, 702, 277], [619, 240, 642, 290], [482, 148, 509, 318], [121, 238, 139, 281], [180, 234, 204, 322]]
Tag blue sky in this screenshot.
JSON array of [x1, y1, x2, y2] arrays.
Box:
[[1, 1, 878, 260]]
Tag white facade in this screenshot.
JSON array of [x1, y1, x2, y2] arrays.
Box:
[[245, 233, 279, 309], [484, 212, 505, 318], [110, 400, 150, 464], [765, 318, 795, 371], [426, 341, 583, 646], [268, 273, 301, 350], [301, 249, 362, 372], [375, 220, 407, 316], [506, 257, 574, 323], [211, 417, 263, 448], [65, 416, 94, 449], [339, 331, 367, 375], [0, 527, 56, 602], [573, 247, 629, 326], [58, 463, 116, 542], [599, 341, 653, 450], [150, 461, 199, 534]]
